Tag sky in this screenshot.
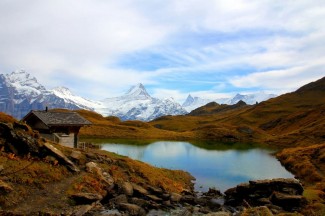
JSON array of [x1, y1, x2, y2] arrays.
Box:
[[0, 0, 325, 103]]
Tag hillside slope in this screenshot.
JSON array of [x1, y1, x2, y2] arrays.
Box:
[[150, 76, 325, 146]]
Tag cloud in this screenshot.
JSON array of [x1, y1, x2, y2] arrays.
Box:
[[0, 0, 324, 100]]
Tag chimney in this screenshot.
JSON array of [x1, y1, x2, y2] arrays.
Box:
[[45, 106, 48, 112]]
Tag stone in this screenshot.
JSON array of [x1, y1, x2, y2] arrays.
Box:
[[130, 197, 149, 207], [181, 195, 196, 205], [110, 194, 128, 206], [146, 194, 162, 202], [121, 182, 133, 196], [170, 192, 182, 202], [118, 203, 146, 216], [131, 183, 148, 196], [207, 198, 222, 211], [0, 180, 13, 193], [241, 206, 273, 216], [70, 192, 103, 205], [147, 185, 163, 195], [270, 191, 306, 211], [225, 178, 305, 207], [70, 150, 82, 161], [43, 142, 80, 172], [71, 204, 94, 216], [0, 164, 4, 172], [85, 162, 114, 189]]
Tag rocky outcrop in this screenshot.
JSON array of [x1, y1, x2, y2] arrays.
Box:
[[225, 178, 306, 212]]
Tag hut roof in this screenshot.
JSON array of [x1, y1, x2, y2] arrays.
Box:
[[23, 110, 92, 126]]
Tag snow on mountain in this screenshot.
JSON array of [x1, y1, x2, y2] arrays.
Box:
[[0, 70, 95, 119], [182, 92, 277, 112], [51, 86, 102, 110], [95, 83, 187, 121], [227, 92, 276, 105], [182, 94, 212, 112]]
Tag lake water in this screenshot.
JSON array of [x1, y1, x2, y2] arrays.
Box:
[[96, 140, 293, 192]]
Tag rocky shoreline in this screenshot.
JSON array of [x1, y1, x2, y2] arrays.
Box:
[[64, 175, 306, 215]]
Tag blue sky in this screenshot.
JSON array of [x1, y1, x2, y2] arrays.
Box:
[[0, 0, 324, 103]]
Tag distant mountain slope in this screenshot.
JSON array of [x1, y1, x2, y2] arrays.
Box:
[[151, 76, 325, 146], [95, 83, 187, 121], [182, 92, 276, 112], [188, 100, 248, 116], [0, 70, 93, 119]]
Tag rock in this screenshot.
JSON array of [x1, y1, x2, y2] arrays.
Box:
[[147, 185, 163, 195], [170, 192, 182, 202], [70, 150, 82, 161], [131, 183, 148, 196], [110, 194, 128, 206], [0, 164, 4, 172], [207, 198, 222, 211], [121, 182, 133, 196], [241, 206, 273, 216], [225, 178, 304, 208], [71, 204, 94, 216], [270, 192, 306, 211], [43, 142, 80, 172], [130, 197, 149, 207], [204, 188, 223, 197], [70, 192, 103, 205], [181, 195, 196, 205], [0, 122, 41, 155], [118, 203, 146, 216], [0, 180, 13, 193], [86, 162, 100, 173], [146, 194, 162, 202], [85, 162, 114, 189]]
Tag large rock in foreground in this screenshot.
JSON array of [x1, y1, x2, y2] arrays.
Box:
[[225, 178, 306, 211]]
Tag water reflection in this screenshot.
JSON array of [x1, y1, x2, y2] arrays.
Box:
[[100, 141, 293, 192]]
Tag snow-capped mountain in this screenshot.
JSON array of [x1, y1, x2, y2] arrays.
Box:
[[0, 70, 94, 119], [227, 92, 277, 105], [52, 86, 102, 110], [182, 94, 212, 112], [182, 92, 277, 112], [96, 83, 187, 121]]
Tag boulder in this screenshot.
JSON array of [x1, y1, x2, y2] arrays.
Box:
[[70, 192, 103, 205], [70, 150, 82, 161], [131, 183, 148, 196], [146, 194, 162, 202], [43, 142, 80, 172], [85, 162, 114, 190], [225, 178, 305, 210], [121, 182, 133, 196], [118, 203, 146, 216], [170, 192, 182, 202], [110, 194, 128, 206], [270, 192, 306, 211]]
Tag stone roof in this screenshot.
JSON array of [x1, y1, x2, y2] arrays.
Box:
[[23, 111, 92, 126]]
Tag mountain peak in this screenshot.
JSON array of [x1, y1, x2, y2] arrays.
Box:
[[182, 94, 195, 107], [125, 83, 151, 99], [5, 70, 46, 92], [52, 86, 73, 96]]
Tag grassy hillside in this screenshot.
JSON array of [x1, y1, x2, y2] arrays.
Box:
[[150, 76, 325, 147]]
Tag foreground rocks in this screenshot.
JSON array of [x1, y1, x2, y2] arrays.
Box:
[[225, 178, 306, 213]]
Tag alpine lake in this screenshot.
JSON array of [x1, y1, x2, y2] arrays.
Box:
[[83, 139, 294, 192]]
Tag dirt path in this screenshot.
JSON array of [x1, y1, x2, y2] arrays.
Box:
[[8, 172, 86, 214]]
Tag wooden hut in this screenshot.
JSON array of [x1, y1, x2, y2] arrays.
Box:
[[22, 110, 92, 148]]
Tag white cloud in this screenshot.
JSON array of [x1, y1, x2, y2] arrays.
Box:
[[0, 0, 324, 100]]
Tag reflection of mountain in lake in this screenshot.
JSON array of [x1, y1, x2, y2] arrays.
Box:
[[100, 141, 293, 192]]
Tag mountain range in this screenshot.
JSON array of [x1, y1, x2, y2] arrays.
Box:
[[0, 70, 276, 121]]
